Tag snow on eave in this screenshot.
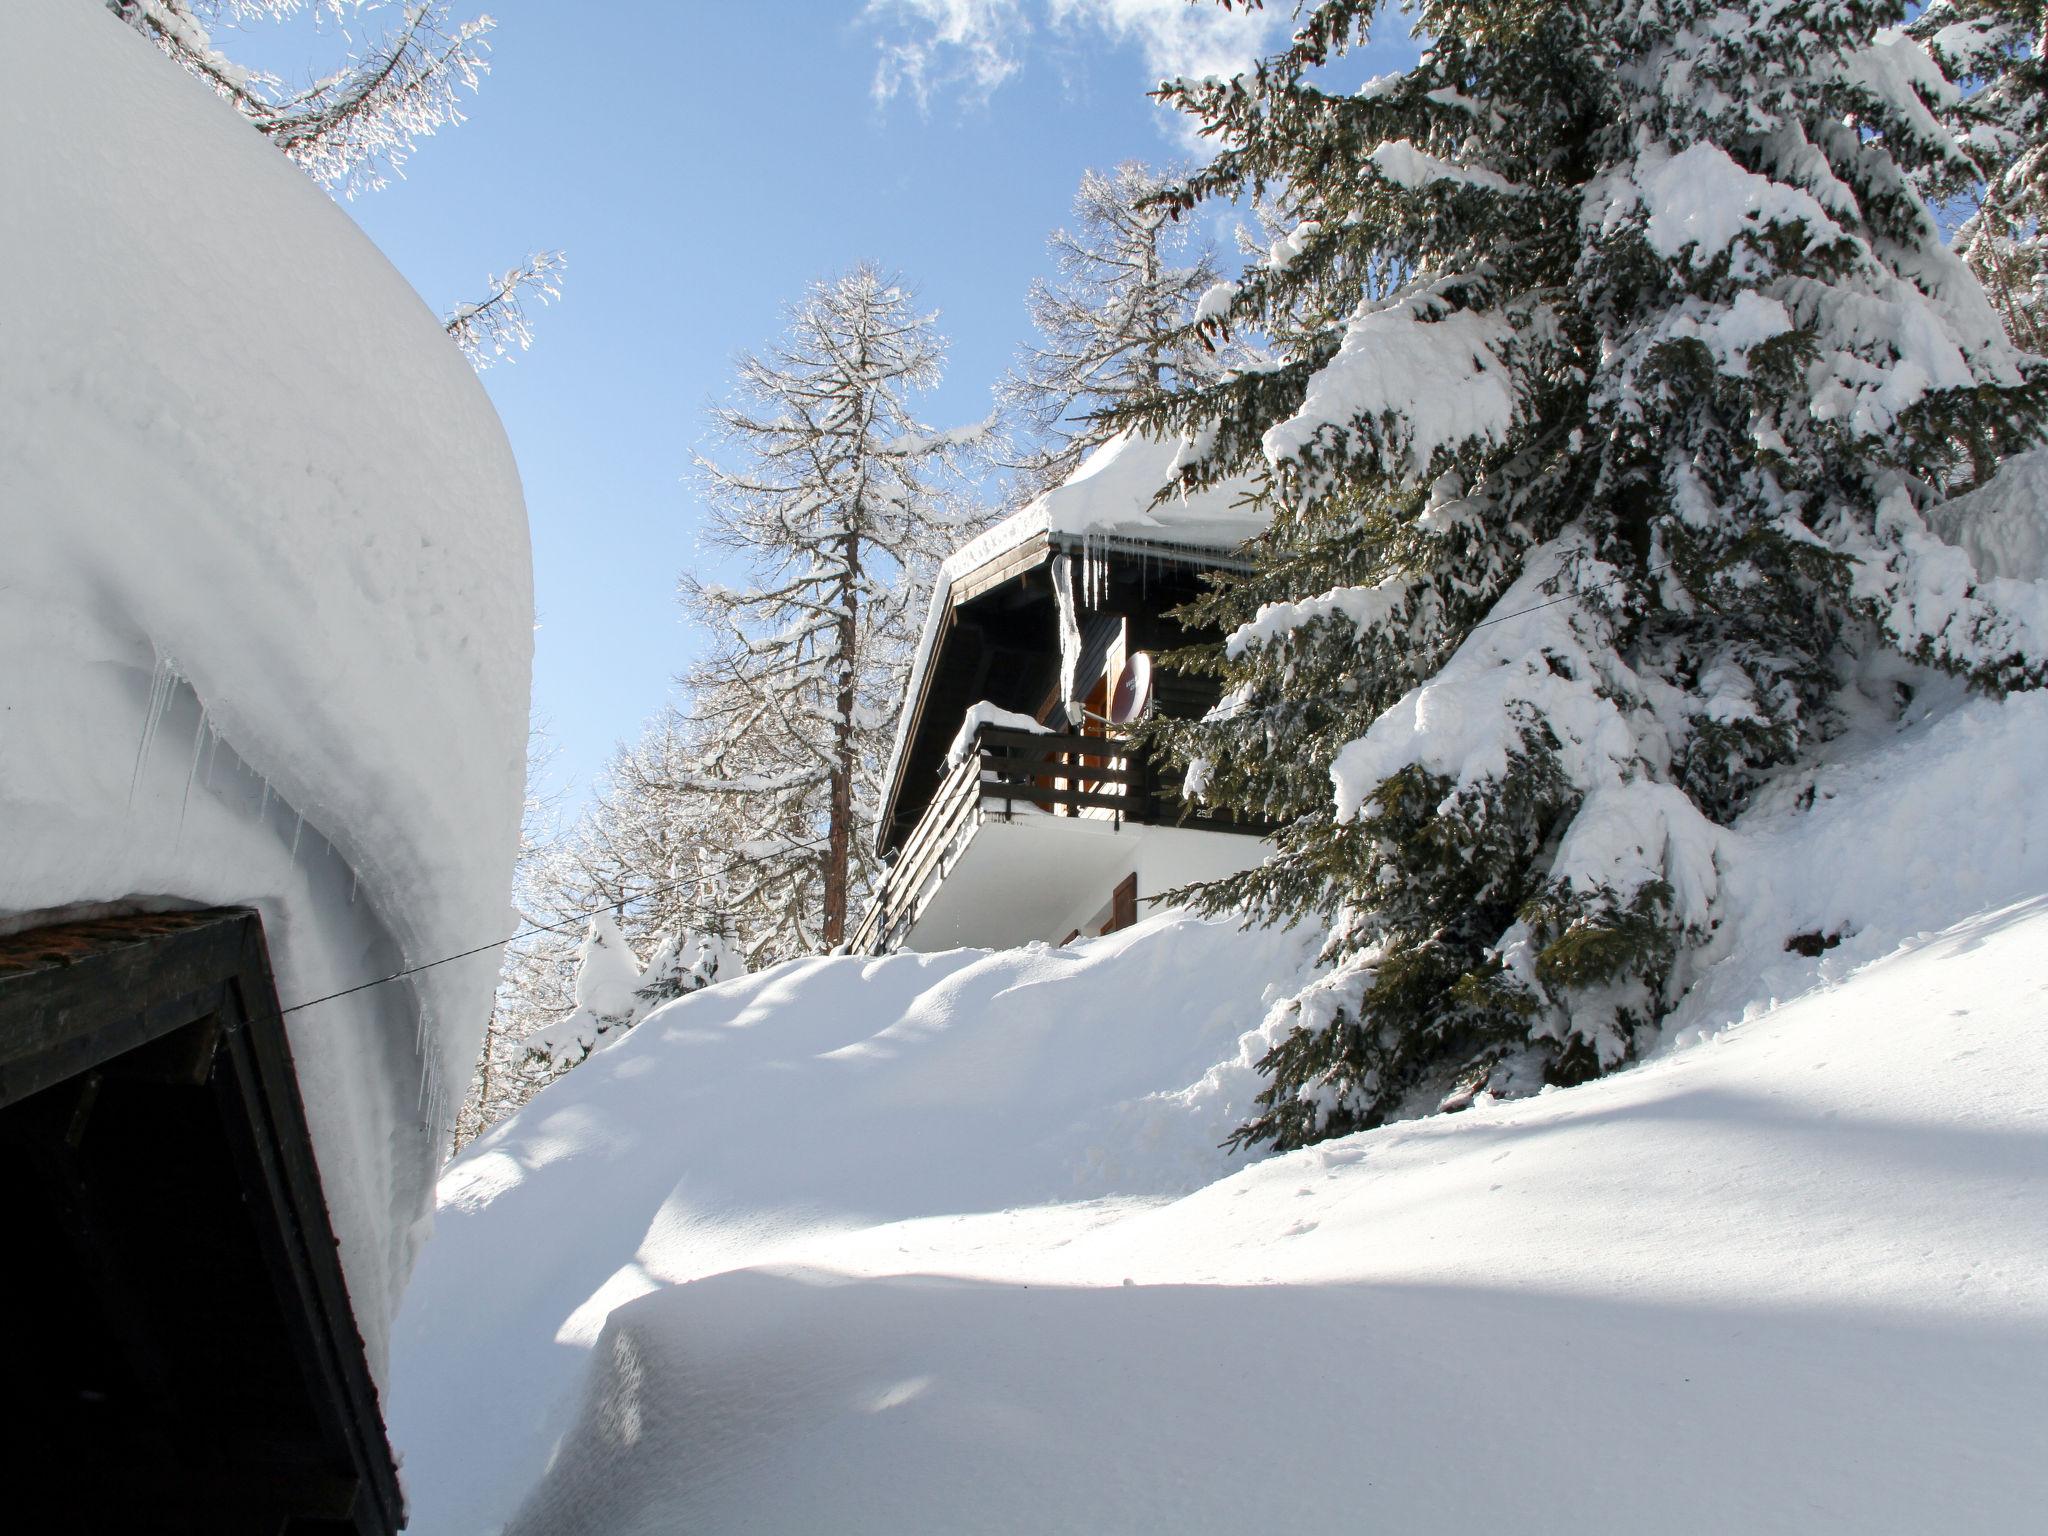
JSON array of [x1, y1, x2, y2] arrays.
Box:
[[873, 432, 1264, 855], [2, 2, 532, 1371]]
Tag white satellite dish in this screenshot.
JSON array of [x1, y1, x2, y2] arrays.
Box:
[[1108, 652, 1154, 725]]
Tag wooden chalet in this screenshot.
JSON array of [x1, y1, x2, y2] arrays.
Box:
[[855, 434, 1274, 954]]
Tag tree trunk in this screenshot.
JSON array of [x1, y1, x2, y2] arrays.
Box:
[[822, 523, 861, 946]]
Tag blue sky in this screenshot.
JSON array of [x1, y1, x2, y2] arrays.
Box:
[[242, 1, 1418, 805]]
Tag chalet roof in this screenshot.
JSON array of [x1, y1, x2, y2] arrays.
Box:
[[877, 432, 1266, 852], [948, 428, 1268, 576]]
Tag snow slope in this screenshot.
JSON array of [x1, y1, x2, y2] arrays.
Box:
[[392, 686, 2048, 1534], [0, 1, 531, 1367]]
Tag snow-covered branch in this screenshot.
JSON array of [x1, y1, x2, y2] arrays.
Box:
[[442, 251, 567, 369], [115, 1, 496, 198]]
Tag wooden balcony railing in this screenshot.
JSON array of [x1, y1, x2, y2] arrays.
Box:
[[972, 725, 1153, 822], [852, 723, 1152, 954]]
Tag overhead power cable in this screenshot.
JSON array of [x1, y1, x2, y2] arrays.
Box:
[[276, 851, 765, 1019], [1464, 557, 1679, 632], [274, 554, 1686, 1022]]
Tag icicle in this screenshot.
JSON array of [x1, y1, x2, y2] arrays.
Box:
[[1053, 553, 1082, 726], [174, 705, 208, 849], [128, 654, 178, 808], [288, 811, 305, 870]]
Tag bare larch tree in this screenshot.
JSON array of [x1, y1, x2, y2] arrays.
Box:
[[1002, 161, 1230, 495], [682, 265, 983, 947]]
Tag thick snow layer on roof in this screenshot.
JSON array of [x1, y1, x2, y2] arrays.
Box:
[[881, 432, 1264, 840], [935, 431, 1265, 591], [0, 2, 531, 1374], [393, 688, 2048, 1533], [1039, 428, 1267, 549]]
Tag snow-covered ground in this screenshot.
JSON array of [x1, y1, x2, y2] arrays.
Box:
[[392, 688, 2048, 1534]]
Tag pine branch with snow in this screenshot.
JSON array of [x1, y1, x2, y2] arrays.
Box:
[[443, 251, 566, 369], [113, 0, 494, 198], [110, 1, 564, 374]]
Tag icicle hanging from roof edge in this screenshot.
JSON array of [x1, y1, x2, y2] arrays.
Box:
[[1053, 553, 1082, 726], [175, 706, 211, 850], [130, 652, 181, 808]]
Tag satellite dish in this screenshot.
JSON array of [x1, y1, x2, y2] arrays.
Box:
[[1108, 652, 1154, 725]]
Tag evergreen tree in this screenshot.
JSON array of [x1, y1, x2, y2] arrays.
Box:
[[1133, 0, 2047, 1150], [1004, 161, 1233, 496], [521, 913, 741, 1075], [682, 265, 986, 947], [457, 710, 758, 1141]]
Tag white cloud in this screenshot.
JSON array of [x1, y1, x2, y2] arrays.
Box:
[[863, 0, 1031, 110], [860, 0, 1289, 114], [1047, 0, 1289, 85]]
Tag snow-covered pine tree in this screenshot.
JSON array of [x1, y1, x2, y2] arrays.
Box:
[[633, 925, 742, 1010], [1913, 2, 2048, 350], [457, 709, 759, 1140], [564, 702, 793, 969], [1004, 161, 1233, 496], [522, 913, 743, 1075], [1134, 0, 2047, 1150], [682, 265, 986, 947], [669, 659, 841, 960], [520, 914, 638, 1073]]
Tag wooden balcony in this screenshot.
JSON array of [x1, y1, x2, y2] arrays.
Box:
[[853, 724, 1167, 956]]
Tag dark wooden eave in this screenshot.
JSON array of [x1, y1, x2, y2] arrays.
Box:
[[879, 528, 1251, 858], [0, 908, 407, 1535]]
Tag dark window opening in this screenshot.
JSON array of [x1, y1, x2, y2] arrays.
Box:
[[0, 909, 404, 1534]]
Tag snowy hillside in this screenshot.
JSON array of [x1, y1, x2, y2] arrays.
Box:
[[389, 686, 2048, 1534]]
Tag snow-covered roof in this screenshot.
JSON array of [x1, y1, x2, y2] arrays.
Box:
[[0, 3, 531, 1376], [946, 428, 1268, 581], [878, 431, 1265, 843]]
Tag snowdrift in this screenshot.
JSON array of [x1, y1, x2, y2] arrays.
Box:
[[0, 1, 531, 1367], [394, 688, 2048, 1533]]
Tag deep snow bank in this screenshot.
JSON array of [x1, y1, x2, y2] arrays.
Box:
[[512, 900, 2048, 1536], [391, 913, 1323, 1529], [392, 691, 2048, 1534], [0, 1, 531, 1367]]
